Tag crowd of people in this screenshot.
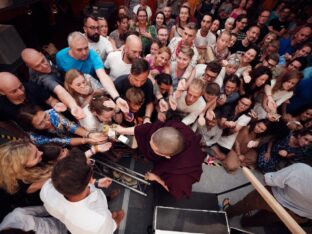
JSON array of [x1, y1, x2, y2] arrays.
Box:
[[0, 0, 312, 233]]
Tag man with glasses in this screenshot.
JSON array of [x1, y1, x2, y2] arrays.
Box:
[[40, 148, 125, 234], [198, 61, 222, 85], [83, 14, 113, 61]]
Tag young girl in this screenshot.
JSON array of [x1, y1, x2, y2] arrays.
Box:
[[145, 40, 162, 62], [207, 30, 231, 63], [85, 91, 120, 131], [146, 46, 171, 80], [122, 87, 145, 126], [255, 70, 303, 121], [222, 120, 269, 172]]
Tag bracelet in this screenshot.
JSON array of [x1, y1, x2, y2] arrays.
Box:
[[94, 145, 99, 153], [86, 132, 91, 138], [143, 116, 151, 120], [113, 96, 120, 103], [94, 179, 100, 189]]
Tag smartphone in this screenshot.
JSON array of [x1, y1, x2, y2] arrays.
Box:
[[118, 135, 129, 144]]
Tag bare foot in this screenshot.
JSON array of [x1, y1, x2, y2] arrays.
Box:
[[112, 210, 125, 227]]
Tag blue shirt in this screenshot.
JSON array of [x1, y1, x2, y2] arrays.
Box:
[[56, 48, 104, 77], [279, 37, 295, 56]]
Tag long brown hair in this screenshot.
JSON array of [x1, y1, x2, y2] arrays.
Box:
[[64, 69, 93, 105], [272, 70, 303, 93]]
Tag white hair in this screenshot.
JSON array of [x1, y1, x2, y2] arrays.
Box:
[[67, 31, 87, 47]]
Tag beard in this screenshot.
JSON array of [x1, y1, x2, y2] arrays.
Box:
[[126, 52, 134, 63], [87, 33, 100, 42]]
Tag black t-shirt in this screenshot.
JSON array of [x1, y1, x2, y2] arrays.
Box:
[[0, 81, 51, 120], [230, 40, 249, 54], [269, 18, 289, 32], [257, 24, 269, 43], [114, 74, 155, 116]]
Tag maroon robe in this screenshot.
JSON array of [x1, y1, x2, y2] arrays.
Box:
[[135, 120, 205, 199]]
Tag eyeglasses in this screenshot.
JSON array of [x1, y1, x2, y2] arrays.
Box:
[[85, 26, 99, 31]]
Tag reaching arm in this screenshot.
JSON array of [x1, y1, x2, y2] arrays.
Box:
[[53, 85, 84, 119], [145, 171, 169, 191], [96, 68, 129, 113]]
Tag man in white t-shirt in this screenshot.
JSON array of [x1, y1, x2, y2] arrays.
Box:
[[105, 34, 142, 80], [168, 22, 199, 67], [175, 79, 206, 126], [83, 14, 113, 61], [195, 14, 213, 50], [40, 149, 124, 234]]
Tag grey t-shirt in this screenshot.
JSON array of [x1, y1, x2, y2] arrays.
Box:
[[29, 64, 63, 92]]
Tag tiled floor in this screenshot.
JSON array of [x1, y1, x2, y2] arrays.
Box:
[[99, 156, 311, 234]]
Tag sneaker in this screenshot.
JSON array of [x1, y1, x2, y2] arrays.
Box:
[[121, 174, 138, 188]]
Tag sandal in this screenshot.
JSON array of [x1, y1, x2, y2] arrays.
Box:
[[222, 198, 231, 211]]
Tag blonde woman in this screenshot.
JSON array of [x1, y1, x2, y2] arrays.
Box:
[[0, 140, 51, 195]]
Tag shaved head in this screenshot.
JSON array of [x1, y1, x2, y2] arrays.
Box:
[[150, 127, 185, 157], [0, 72, 25, 104], [21, 48, 51, 73], [124, 35, 142, 62]]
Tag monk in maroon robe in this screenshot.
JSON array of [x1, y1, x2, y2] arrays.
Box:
[[116, 120, 205, 199]]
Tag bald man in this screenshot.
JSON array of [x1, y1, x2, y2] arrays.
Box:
[[21, 48, 84, 119], [0, 72, 61, 120], [104, 34, 142, 80], [116, 120, 205, 199], [56, 31, 129, 113]]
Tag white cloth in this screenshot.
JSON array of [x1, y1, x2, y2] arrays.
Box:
[[265, 163, 312, 219], [79, 104, 103, 132], [217, 114, 251, 150], [254, 79, 293, 119], [194, 30, 216, 48], [198, 125, 223, 147], [176, 91, 206, 126], [207, 31, 216, 46], [88, 36, 113, 62], [104, 50, 132, 80], [40, 179, 116, 234], [168, 37, 199, 67], [133, 4, 152, 21], [0, 206, 67, 234]]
